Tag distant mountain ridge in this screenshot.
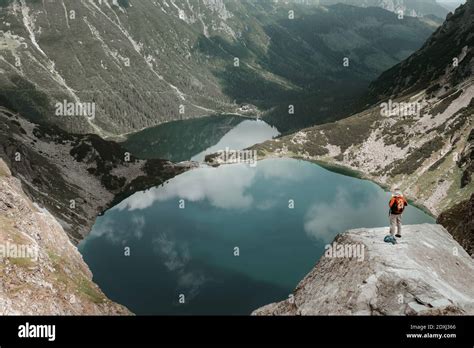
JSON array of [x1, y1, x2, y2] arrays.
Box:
[[366, 0, 473, 101], [320, 0, 450, 18]]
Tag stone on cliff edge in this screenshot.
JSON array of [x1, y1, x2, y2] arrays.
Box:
[[253, 224, 474, 315]]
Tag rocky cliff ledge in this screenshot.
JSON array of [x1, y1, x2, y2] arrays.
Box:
[[253, 224, 474, 315], [0, 159, 130, 315]]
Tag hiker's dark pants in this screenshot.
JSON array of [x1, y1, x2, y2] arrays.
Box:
[[389, 213, 402, 236]]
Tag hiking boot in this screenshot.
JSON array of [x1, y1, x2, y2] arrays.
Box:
[[395, 234, 402, 238]]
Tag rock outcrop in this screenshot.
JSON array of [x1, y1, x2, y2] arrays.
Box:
[[0, 159, 130, 315], [438, 193, 474, 257], [253, 224, 474, 315]]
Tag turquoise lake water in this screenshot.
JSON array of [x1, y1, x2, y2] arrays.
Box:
[[79, 119, 434, 315]]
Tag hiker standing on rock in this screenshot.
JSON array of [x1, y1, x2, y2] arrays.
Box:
[[388, 189, 408, 238]]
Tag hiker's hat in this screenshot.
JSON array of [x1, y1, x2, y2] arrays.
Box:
[[392, 188, 403, 196]]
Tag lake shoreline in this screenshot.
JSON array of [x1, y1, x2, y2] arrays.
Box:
[[206, 151, 438, 219]]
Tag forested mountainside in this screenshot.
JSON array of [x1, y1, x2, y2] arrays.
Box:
[[0, 0, 437, 135]]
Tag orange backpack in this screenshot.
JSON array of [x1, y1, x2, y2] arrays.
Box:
[[390, 196, 406, 214]]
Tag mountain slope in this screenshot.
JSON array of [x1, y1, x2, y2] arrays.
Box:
[[320, 0, 450, 18], [0, 159, 131, 314], [239, 0, 473, 218], [366, 0, 473, 101], [0, 104, 194, 243], [253, 224, 474, 315], [242, 1, 474, 316], [0, 0, 437, 135]]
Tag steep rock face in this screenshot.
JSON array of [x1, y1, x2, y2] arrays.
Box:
[[458, 128, 474, 188], [0, 159, 130, 315], [253, 224, 474, 315]]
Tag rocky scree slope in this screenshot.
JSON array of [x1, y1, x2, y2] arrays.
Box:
[[0, 158, 130, 314], [253, 224, 474, 315]]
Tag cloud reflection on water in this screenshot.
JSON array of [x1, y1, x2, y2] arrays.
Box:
[[304, 186, 388, 242], [191, 120, 279, 162], [115, 159, 314, 212]]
